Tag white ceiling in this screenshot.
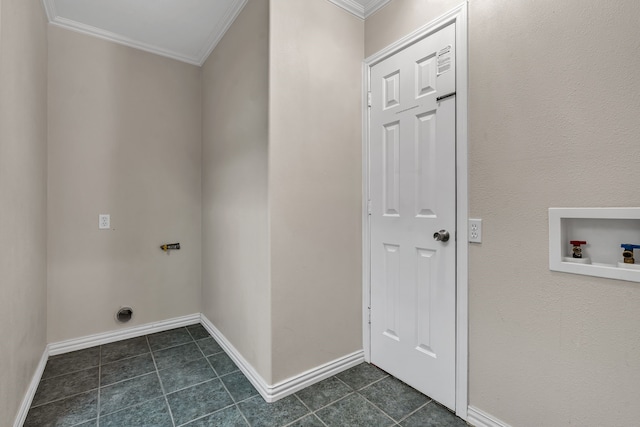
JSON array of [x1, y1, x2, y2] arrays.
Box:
[[42, 0, 390, 67]]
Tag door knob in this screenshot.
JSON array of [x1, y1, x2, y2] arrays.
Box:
[[433, 230, 450, 242]]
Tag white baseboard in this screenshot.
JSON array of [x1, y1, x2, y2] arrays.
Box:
[[200, 314, 364, 403], [268, 350, 364, 402], [15, 312, 363, 426], [13, 345, 49, 427], [14, 314, 201, 426], [48, 313, 201, 356], [199, 314, 272, 400], [467, 406, 512, 427]]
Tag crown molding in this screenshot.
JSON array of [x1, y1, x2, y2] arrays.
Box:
[[40, 0, 248, 67], [49, 16, 203, 65], [364, 0, 391, 17], [198, 0, 248, 66], [41, 0, 56, 21], [327, 0, 391, 19], [326, 0, 364, 18]]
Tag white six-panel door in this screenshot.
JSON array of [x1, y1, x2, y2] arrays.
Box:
[[369, 22, 457, 410]]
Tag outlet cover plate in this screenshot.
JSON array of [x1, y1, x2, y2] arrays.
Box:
[[469, 218, 482, 243], [99, 214, 110, 229]]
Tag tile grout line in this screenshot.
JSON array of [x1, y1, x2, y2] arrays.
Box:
[[309, 390, 356, 412], [100, 336, 152, 364], [395, 399, 433, 424], [102, 371, 162, 415], [295, 369, 396, 423], [97, 335, 169, 419], [354, 371, 436, 426], [96, 345, 101, 427], [146, 335, 177, 427], [313, 389, 358, 414], [37, 363, 100, 382], [194, 327, 254, 427], [292, 387, 350, 426], [236, 403, 252, 427], [350, 375, 404, 426], [169, 326, 239, 426], [68, 418, 98, 427], [332, 375, 354, 390], [358, 373, 390, 390], [187, 324, 254, 426], [314, 412, 330, 427], [100, 363, 156, 388], [101, 350, 152, 368], [356, 389, 401, 426], [174, 403, 237, 427], [148, 327, 197, 354], [29, 387, 100, 410], [100, 370, 159, 391], [32, 333, 447, 427], [30, 352, 108, 409], [164, 377, 220, 396], [193, 327, 220, 378], [180, 324, 252, 427], [291, 393, 329, 427]]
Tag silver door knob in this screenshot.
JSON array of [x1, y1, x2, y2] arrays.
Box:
[[433, 230, 450, 242]]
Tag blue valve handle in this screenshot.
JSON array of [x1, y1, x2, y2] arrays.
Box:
[[621, 244, 640, 250]]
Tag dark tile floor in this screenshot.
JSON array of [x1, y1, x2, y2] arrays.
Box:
[[24, 325, 467, 427]]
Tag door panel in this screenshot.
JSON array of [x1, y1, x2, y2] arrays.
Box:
[[369, 22, 457, 410]]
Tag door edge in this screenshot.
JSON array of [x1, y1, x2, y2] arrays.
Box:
[[361, 1, 469, 420]]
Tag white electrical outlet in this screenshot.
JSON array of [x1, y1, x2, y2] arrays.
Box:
[[469, 218, 482, 243], [99, 214, 110, 230]]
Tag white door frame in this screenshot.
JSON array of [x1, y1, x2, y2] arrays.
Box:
[[362, 2, 469, 420]]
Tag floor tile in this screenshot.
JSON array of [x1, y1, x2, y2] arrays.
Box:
[[148, 327, 193, 351], [99, 372, 163, 416], [158, 357, 216, 393], [196, 337, 223, 356], [27, 333, 455, 427], [100, 336, 150, 364], [187, 324, 211, 340], [315, 393, 393, 427], [295, 376, 352, 411], [286, 414, 325, 427], [32, 368, 99, 407], [359, 376, 429, 421], [72, 420, 97, 427], [23, 390, 98, 427], [183, 406, 249, 427], [167, 379, 234, 426], [208, 352, 239, 376], [335, 363, 388, 390], [220, 371, 259, 402], [154, 342, 203, 370], [238, 395, 309, 427], [42, 347, 100, 379], [400, 401, 467, 427], [99, 397, 173, 427], [100, 353, 155, 386]]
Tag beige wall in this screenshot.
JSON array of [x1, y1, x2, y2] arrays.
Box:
[[365, 0, 460, 57], [47, 26, 202, 342], [367, 0, 640, 425], [0, 0, 48, 423], [269, 0, 364, 382], [201, 0, 271, 382]]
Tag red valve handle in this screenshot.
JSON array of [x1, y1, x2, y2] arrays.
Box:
[[570, 240, 587, 246]]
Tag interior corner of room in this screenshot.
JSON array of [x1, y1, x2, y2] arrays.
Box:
[[2, 0, 640, 426]]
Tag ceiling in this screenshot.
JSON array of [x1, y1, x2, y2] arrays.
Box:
[[42, 0, 390, 67]]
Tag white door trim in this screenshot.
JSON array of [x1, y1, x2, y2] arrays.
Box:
[[362, 2, 469, 420]]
